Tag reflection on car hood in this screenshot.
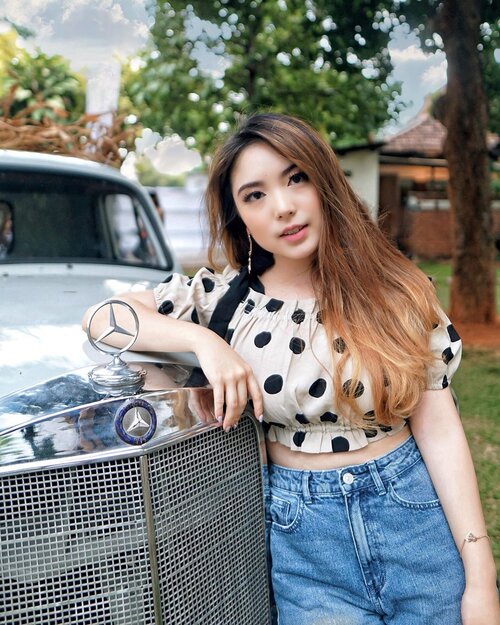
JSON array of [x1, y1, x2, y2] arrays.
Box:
[[0, 263, 170, 398]]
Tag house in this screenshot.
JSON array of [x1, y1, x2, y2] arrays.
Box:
[[338, 108, 500, 259]]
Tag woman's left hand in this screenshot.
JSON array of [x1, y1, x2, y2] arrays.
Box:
[[461, 583, 500, 625]]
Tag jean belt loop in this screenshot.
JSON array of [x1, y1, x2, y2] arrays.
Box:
[[301, 471, 312, 504], [368, 460, 386, 495]]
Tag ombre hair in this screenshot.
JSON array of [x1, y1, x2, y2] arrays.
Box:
[[206, 113, 441, 425]]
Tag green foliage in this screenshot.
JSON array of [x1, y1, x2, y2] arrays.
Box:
[[134, 156, 188, 186], [453, 348, 500, 571], [124, 0, 404, 155], [381, 0, 499, 134], [0, 31, 85, 122]]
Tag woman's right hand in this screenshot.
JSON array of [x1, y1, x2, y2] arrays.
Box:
[[194, 332, 263, 432]]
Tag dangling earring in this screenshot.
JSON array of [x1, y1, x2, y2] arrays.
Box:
[[247, 231, 253, 274]]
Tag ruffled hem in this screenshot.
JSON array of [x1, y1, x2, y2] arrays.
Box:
[[266, 420, 407, 454]]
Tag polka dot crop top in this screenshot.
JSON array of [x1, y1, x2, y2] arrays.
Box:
[[153, 266, 462, 454]]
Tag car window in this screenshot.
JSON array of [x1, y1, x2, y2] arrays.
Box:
[[104, 193, 163, 266], [0, 170, 169, 268]]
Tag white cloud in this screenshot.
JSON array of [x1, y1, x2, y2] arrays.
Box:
[[389, 44, 427, 63], [144, 136, 202, 176], [421, 60, 447, 88]]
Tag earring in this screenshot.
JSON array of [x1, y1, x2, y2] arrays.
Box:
[[247, 231, 253, 274]]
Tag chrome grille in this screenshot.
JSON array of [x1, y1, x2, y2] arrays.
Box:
[[150, 419, 269, 624], [0, 418, 270, 624]]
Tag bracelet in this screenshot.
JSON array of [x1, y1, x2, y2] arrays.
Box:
[[460, 531, 491, 555]]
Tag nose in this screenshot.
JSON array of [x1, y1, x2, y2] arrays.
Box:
[[272, 189, 296, 219]]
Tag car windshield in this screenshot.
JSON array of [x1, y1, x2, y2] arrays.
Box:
[[0, 170, 168, 268]]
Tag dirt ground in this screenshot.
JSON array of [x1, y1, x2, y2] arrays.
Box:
[[454, 319, 500, 349]]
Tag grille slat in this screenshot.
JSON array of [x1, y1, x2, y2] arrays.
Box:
[[0, 418, 270, 624]]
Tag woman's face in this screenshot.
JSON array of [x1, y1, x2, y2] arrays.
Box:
[[230, 141, 323, 270]]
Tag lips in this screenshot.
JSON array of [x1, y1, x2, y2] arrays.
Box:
[[280, 224, 306, 237]]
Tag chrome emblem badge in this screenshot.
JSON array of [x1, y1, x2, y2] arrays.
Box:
[[87, 300, 139, 356], [115, 398, 157, 445], [87, 300, 146, 395]]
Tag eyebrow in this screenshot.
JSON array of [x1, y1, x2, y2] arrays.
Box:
[[236, 163, 297, 197]]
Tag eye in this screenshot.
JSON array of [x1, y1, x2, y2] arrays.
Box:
[[243, 190, 265, 202], [288, 171, 308, 185]]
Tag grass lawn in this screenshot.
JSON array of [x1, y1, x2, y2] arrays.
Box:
[[417, 260, 500, 572], [452, 349, 500, 572], [417, 259, 500, 312]]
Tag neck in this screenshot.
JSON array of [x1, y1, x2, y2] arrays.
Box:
[[260, 257, 316, 299]]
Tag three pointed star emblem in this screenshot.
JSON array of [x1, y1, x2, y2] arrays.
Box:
[[127, 407, 150, 433], [95, 303, 136, 347]]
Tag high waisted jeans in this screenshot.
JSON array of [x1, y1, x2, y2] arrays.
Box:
[[263, 435, 465, 625]]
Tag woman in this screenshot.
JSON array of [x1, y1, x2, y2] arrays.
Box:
[[83, 113, 499, 624]]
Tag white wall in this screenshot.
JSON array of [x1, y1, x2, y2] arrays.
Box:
[[337, 150, 380, 219]]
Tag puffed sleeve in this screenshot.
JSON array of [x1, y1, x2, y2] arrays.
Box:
[[426, 309, 462, 390], [152, 266, 237, 327]]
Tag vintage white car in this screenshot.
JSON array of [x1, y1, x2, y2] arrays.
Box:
[[0, 151, 270, 625]]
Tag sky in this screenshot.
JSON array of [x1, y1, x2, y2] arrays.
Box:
[[2, 0, 449, 134]]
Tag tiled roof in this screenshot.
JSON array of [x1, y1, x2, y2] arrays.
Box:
[[380, 115, 446, 157]]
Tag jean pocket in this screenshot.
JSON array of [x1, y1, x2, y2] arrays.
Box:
[[388, 458, 441, 510], [268, 489, 303, 532]]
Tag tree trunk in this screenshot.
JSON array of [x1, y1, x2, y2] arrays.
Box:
[[435, 0, 495, 323]]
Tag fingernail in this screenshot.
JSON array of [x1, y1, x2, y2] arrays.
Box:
[[224, 426, 231, 433], [257, 414, 264, 422], [216, 415, 223, 423], [232, 423, 238, 430]]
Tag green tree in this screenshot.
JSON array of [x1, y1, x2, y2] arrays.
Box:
[[387, 0, 497, 324], [125, 0, 404, 156], [0, 30, 85, 122]]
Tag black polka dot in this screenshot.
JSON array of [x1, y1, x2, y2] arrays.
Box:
[[331, 436, 350, 452], [293, 431, 306, 447], [316, 311, 323, 324], [202, 277, 215, 293], [442, 375, 449, 389], [264, 375, 283, 394], [442, 347, 454, 364], [447, 324, 460, 342], [333, 337, 346, 353], [187, 278, 193, 286], [364, 410, 375, 421], [205, 267, 215, 274], [159, 300, 174, 315], [191, 308, 199, 324], [365, 429, 378, 438], [320, 411, 338, 423], [289, 337, 305, 354], [309, 378, 327, 398], [266, 298, 284, 312], [295, 413, 309, 424], [254, 332, 272, 348], [343, 379, 365, 398], [379, 424, 393, 433], [432, 321, 439, 329], [244, 299, 255, 314], [292, 309, 305, 324], [225, 328, 234, 344], [162, 274, 173, 283]]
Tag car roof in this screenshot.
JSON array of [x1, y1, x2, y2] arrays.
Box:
[[0, 149, 137, 189]]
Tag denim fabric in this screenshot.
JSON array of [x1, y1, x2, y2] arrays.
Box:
[[263, 435, 465, 625]]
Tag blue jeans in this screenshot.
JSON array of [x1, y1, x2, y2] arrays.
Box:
[[263, 435, 465, 625]]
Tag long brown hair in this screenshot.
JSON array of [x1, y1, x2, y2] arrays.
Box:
[[206, 113, 441, 425]]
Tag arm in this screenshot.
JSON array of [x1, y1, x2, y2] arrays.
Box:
[[82, 291, 264, 431], [410, 388, 499, 625]]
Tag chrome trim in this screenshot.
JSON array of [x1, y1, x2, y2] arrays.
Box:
[[141, 455, 163, 625]]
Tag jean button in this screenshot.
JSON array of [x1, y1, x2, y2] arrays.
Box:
[[342, 472, 354, 485]]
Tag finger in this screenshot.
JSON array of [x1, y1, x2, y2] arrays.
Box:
[[247, 373, 264, 422], [213, 384, 225, 426], [222, 382, 240, 431]]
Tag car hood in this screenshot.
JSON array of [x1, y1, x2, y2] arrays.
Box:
[[0, 263, 170, 398]]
